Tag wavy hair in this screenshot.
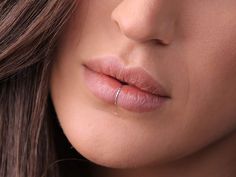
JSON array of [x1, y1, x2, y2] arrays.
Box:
[[0, 1, 79, 176]]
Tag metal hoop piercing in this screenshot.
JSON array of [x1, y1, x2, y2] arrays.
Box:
[[114, 86, 122, 105]]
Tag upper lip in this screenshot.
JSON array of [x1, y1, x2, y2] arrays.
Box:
[[83, 56, 169, 97]]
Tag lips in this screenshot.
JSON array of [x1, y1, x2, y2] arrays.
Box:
[[82, 56, 170, 112]]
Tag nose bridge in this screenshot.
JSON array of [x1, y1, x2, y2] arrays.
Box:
[[111, 0, 178, 44]]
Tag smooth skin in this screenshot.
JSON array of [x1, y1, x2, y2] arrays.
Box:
[[50, 0, 236, 176]]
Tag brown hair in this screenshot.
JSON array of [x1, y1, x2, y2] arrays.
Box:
[[0, 1, 79, 177]]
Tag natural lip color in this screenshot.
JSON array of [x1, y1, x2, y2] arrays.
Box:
[[82, 55, 170, 112], [83, 56, 169, 97]]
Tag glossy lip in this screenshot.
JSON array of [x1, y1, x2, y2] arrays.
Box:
[[82, 56, 170, 112]]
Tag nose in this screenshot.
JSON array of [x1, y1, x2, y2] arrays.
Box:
[[111, 0, 178, 45]]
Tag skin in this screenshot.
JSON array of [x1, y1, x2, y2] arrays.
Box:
[[50, 0, 236, 176]]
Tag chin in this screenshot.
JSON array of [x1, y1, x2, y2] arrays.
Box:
[[74, 145, 157, 169], [59, 111, 186, 170], [67, 129, 177, 169]]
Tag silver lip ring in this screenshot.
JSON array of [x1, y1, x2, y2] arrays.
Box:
[[114, 86, 122, 105]]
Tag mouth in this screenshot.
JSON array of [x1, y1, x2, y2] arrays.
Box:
[[82, 56, 170, 112]]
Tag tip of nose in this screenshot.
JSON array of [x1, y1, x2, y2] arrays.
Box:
[[111, 7, 174, 46]]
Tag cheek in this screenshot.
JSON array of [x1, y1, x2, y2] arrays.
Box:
[[163, 10, 236, 157], [186, 32, 236, 112], [179, 37, 236, 146], [181, 4, 236, 122]]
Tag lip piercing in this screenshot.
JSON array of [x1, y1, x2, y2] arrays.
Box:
[[114, 86, 122, 105]]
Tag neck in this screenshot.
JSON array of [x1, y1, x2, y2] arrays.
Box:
[[88, 131, 236, 177]]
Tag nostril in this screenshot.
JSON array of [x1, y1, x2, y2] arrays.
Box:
[[113, 20, 122, 33], [153, 38, 170, 46]]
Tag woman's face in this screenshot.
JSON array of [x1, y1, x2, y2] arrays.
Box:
[[50, 0, 236, 168]]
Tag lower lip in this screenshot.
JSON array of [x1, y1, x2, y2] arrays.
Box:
[[83, 66, 167, 112]]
